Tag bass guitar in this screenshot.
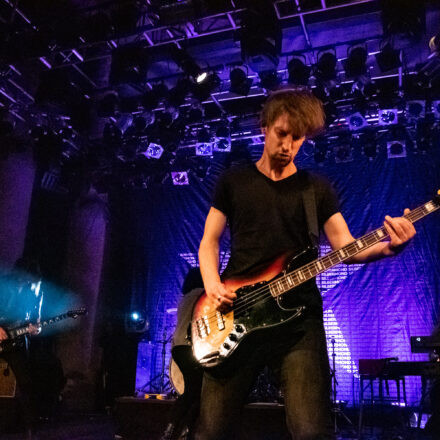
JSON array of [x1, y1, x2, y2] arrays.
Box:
[[191, 193, 440, 368], [0, 308, 87, 354]]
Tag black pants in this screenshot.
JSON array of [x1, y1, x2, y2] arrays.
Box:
[[2, 345, 35, 430], [194, 319, 334, 440]]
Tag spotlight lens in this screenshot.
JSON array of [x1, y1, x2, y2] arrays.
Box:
[[196, 72, 207, 83], [350, 116, 363, 127], [131, 312, 140, 321]]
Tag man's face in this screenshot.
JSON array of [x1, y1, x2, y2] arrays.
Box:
[[263, 113, 305, 167]]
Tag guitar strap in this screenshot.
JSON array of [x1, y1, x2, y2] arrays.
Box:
[[301, 171, 319, 249]]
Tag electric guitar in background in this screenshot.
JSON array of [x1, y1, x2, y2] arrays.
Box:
[[191, 192, 440, 369], [0, 308, 87, 354]]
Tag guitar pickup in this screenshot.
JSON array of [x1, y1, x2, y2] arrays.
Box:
[[216, 311, 225, 330]]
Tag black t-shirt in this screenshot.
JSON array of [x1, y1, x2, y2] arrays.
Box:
[[212, 164, 340, 313]]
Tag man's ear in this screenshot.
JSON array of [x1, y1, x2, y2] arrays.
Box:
[[261, 126, 266, 135]]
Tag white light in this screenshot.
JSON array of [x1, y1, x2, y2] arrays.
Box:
[[196, 72, 207, 83], [131, 312, 140, 321]]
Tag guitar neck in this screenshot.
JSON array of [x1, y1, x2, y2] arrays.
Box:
[[269, 198, 440, 298], [9, 313, 72, 338]]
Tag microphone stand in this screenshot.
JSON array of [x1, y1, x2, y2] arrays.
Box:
[[329, 337, 355, 435]]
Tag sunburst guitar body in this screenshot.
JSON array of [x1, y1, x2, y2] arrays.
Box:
[[191, 192, 440, 369]]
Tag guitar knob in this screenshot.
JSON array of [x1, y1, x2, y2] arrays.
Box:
[[235, 325, 244, 333], [228, 333, 237, 342], [223, 342, 230, 350]]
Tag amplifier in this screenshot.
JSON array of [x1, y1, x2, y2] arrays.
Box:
[[0, 360, 16, 398]]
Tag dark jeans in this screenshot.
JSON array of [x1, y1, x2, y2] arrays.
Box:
[[2, 345, 35, 430], [194, 319, 334, 440]]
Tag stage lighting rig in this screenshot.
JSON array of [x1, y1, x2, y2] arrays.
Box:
[[214, 123, 231, 152], [125, 310, 148, 334], [363, 140, 378, 161], [258, 70, 280, 91], [142, 143, 164, 159], [347, 112, 368, 131], [387, 140, 406, 159], [315, 51, 337, 82], [195, 128, 213, 156], [171, 171, 189, 185], [378, 109, 398, 126], [287, 58, 311, 86], [229, 67, 252, 96], [375, 44, 401, 72], [170, 46, 207, 84], [344, 47, 368, 79], [193, 73, 221, 101], [334, 144, 353, 163], [406, 101, 425, 123]]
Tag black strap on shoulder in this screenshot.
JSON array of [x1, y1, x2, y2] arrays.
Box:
[[301, 171, 319, 249]]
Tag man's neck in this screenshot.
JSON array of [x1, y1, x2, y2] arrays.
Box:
[[255, 156, 297, 181]]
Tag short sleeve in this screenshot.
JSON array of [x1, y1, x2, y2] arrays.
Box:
[[212, 171, 230, 217], [313, 174, 340, 229]]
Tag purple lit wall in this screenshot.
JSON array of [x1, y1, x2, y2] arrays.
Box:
[[132, 145, 440, 406]]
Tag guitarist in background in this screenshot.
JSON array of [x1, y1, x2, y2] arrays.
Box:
[[195, 88, 416, 440], [0, 257, 43, 439]]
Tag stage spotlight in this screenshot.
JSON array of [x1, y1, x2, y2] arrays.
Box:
[[259, 70, 280, 91], [316, 52, 337, 82], [287, 58, 310, 86], [193, 73, 221, 101], [406, 101, 425, 122], [375, 44, 401, 72], [432, 101, 440, 119], [230, 67, 252, 96], [196, 128, 213, 156], [125, 310, 148, 333], [170, 46, 206, 83], [143, 143, 164, 159], [194, 163, 211, 181], [363, 141, 378, 161], [344, 47, 368, 78], [334, 144, 353, 163], [347, 112, 368, 131], [171, 171, 189, 185], [387, 140, 406, 158], [378, 109, 398, 125], [187, 104, 205, 124], [214, 123, 231, 152]]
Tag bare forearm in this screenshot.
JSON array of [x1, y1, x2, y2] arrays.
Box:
[[198, 239, 221, 287], [345, 241, 395, 264]]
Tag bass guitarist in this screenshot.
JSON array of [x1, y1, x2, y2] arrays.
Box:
[[195, 88, 416, 440]]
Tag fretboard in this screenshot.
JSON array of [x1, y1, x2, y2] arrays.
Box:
[[268, 198, 440, 298], [9, 313, 72, 339]]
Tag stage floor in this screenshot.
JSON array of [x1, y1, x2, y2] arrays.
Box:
[[0, 397, 435, 440]]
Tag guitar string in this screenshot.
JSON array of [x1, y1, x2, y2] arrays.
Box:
[[194, 206, 426, 329], [192, 205, 430, 330], [196, 224, 394, 328]]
